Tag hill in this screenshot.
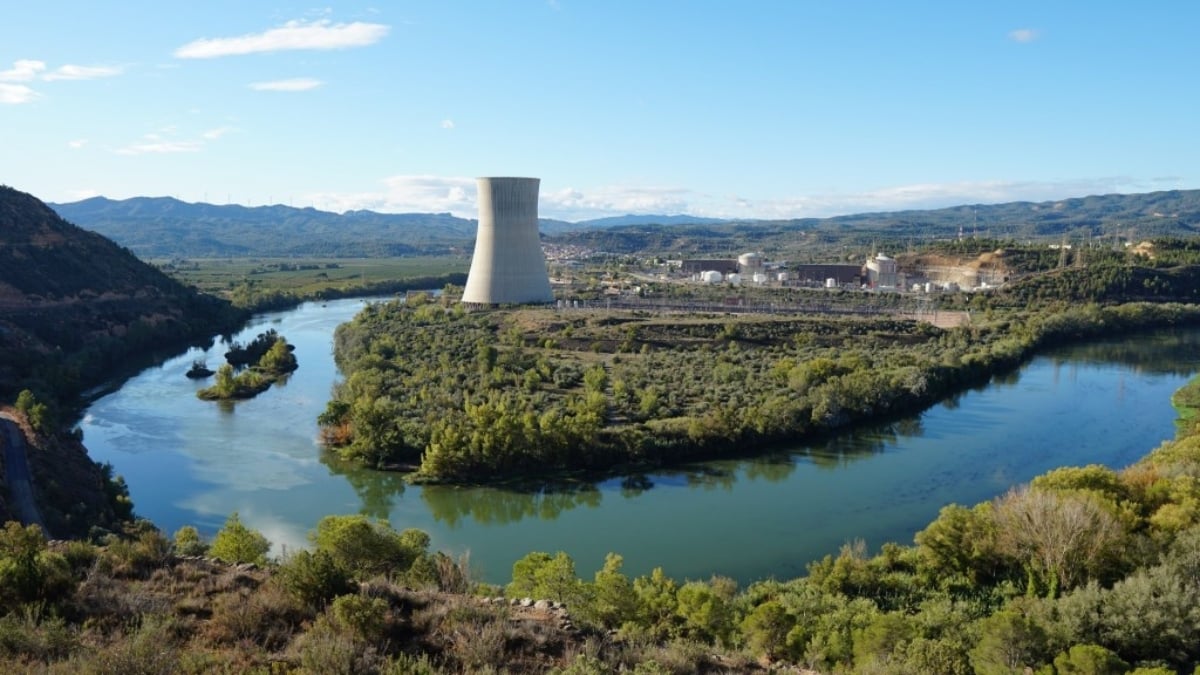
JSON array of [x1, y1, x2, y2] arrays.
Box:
[[549, 189, 1200, 255], [0, 186, 242, 401], [50, 196, 480, 258], [50, 188, 1200, 259]]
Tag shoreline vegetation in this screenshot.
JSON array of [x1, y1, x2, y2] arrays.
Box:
[[0, 370, 1198, 672], [319, 296, 1200, 486], [196, 331, 298, 401]]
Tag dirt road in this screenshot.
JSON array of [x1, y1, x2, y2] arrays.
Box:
[[0, 412, 47, 532]]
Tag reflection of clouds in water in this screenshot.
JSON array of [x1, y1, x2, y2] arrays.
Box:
[[177, 494, 311, 558], [80, 415, 173, 455]]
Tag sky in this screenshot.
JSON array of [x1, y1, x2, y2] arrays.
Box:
[[2, 1, 1198, 222]]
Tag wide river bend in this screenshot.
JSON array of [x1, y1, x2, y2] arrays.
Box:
[[81, 298, 1200, 584]]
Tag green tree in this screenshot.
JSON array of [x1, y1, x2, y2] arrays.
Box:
[[968, 610, 1050, 675], [310, 515, 427, 580], [1052, 644, 1129, 675], [208, 512, 270, 565], [172, 525, 207, 556]]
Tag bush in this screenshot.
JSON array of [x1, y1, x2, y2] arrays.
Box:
[[172, 526, 207, 557], [208, 512, 270, 565], [275, 549, 354, 609]]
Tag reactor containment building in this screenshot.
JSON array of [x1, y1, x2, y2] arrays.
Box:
[[461, 177, 554, 306]]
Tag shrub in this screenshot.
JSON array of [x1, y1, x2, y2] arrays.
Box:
[[172, 526, 207, 557], [275, 549, 354, 609], [208, 512, 270, 565]]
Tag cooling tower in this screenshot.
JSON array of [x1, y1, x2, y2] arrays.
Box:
[[461, 177, 554, 305]]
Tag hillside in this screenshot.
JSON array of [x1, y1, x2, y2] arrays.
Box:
[[50, 196, 479, 258], [0, 186, 242, 401], [549, 189, 1200, 256]]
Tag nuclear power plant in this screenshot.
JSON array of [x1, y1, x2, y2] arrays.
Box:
[[461, 177, 554, 306]]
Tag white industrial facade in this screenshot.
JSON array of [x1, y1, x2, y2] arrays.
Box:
[[461, 177, 554, 306]]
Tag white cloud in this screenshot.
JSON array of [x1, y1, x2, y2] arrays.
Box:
[[116, 140, 203, 155], [67, 139, 88, 149], [201, 126, 236, 140], [175, 19, 389, 58], [0, 83, 39, 104], [306, 175, 478, 215], [542, 185, 692, 220], [116, 124, 235, 155], [440, 119, 455, 129], [0, 59, 46, 82], [299, 176, 1156, 222], [42, 64, 122, 81], [248, 78, 323, 92], [1008, 28, 1039, 43]]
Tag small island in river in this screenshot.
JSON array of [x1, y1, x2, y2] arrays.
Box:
[[197, 333, 297, 401]]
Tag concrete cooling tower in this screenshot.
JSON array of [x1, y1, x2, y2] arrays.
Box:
[[461, 177, 554, 305]]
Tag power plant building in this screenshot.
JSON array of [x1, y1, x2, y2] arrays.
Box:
[[461, 177, 554, 305]]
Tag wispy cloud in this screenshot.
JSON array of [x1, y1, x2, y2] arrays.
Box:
[[116, 125, 233, 156], [1008, 28, 1039, 43], [248, 78, 323, 92], [67, 139, 88, 149], [43, 64, 123, 81], [299, 176, 1160, 221], [201, 126, 236, 140], [306, 175, 478, 215], [116, 140, 203, 155], [0, 83, 39, 104], [0, 59, 46, 82], [440, 119, 455, 129], [175, 19, 389, 58], [542, 185, 692, 220]]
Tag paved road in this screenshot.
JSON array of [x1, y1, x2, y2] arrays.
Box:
[[0, 412, 47, 532]]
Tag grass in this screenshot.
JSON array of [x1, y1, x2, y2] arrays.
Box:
[[156, 257, 469, 296], [1173, 373, 1200, 423]]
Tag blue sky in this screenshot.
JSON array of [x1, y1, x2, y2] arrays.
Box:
[[2, 2, 1197, 221]]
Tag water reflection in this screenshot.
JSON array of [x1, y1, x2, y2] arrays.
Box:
[[322, 452, 407, 520], [1045, 330, 1200, 375], [420, 482, 603, 527]]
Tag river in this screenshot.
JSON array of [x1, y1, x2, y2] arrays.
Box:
[[80, 297, 1200, 584]]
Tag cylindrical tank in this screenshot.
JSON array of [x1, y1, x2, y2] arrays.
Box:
[[462, 177, 554, 305], [738, 252, 763, 270], [825, 277, 837, 288], [701, 270, 723, 283], [726, 273, 742, 285], [752, 272, 768, 284], [777, 272, 790, 282]]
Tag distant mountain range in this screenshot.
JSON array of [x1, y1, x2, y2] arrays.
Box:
[[47, 196, 724, 258], [50, 189, 1200, 259]]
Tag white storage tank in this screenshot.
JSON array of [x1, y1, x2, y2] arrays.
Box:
[[738, 252, 763, 270], [825, 278, 837, 288], [726, 273, 742, 285], [752, 272, 768, 285], [701, 270, 723, 284], [777, 271, 790, 282]]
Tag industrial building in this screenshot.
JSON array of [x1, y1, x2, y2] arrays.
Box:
[[865, 254, 899, 289], [680, 259, 740, 275], [784, 264, 863, 286], [461, 177, 554, 305]]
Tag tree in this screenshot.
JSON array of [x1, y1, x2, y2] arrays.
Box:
[[969, 610, 1050, 675], [1052, 644, 1129, 675], [172, 525, 207, 556], [208, 512, 270, 565], [310, 515, 427, 580], [994, 487, 1125, 596]]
